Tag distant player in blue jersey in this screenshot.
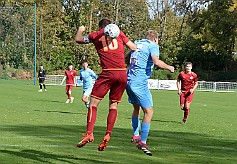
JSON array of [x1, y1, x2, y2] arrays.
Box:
[[79, 61, 97, 108], [126, 30, 174, 156]]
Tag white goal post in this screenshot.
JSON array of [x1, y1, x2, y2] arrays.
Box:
[[198, 81, 237, 92], [44, 75, 237, 92]]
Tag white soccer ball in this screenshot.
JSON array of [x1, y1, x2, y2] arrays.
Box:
[[104, 24, 120, 38]]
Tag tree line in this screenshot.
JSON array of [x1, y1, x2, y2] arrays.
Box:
[[0, 0, 237, 81]]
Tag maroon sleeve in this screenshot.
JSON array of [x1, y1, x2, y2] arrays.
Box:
[[177, 72, 182, 80], [194, 73, 198, 82], [88, 32, 97, 43], [119, 31, 130, 44]]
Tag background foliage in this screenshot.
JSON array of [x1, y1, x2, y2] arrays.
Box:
[[0, 0, 237, 81]]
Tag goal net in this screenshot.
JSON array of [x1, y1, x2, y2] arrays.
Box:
[[45, 75, 83, 86], [197, 81, 237, 92], [45, 75, 237, 92]]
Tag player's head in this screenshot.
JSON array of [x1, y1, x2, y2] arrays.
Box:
[[99, 18, 111, 29], [82, 61, 88, 69], [184, 62, 192, 72], [39, 65, 43, 70], [145, 30, 158, 44], [68, 63, 73, 70]]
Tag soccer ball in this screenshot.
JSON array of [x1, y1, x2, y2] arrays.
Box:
[[104, 24, 120, 38]]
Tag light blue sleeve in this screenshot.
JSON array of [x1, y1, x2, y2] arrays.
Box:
[[150, 43, 159, 58], [90, 69, 97, 79]]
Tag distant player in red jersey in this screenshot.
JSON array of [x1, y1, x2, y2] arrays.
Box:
[[75, 18, 136, 151], [60, 63, 77, 103], [177, 62, 198, 124]]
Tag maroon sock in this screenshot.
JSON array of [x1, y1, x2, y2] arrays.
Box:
[[86, 106, 97, 135], [183, 108, 190, 120], [106, 109, 118, 136]]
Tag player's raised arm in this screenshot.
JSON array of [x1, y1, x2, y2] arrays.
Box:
[[75, 26, 88, 44], [151, 55, 174, 73], [125, 40, 136, 51]]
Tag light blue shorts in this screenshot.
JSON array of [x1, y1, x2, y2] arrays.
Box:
[[126, 79, 153, 109], [83, 87, 93, 97]]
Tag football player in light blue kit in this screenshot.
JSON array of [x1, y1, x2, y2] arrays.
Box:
[[126, 30, 174, 156], [80, 61, 97, 108]]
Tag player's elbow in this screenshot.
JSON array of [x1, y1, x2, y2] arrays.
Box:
[[75, 36, 84, 44]]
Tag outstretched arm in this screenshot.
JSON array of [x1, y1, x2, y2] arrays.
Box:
[[152, 55, 174, 73], [75, 26, 88, 44], [125, 41, 136, 51]]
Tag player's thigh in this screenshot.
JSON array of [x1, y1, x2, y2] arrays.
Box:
[[91, 73, 111, 100], [66, 85, 73, 92], [186, 92, 194, 103], [126, 84, 139, 105], [127, 80, 152, 108], [83, 87, 93, 97], [109, 71, 127, 102], [39, 78, 44, 84], [180, 93, 186, 105]]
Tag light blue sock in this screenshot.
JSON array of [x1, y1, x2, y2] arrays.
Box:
[[132, 117, 140, 136], [141, 122, 150, 144]]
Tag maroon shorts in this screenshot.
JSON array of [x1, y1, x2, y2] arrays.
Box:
[[180, 91, 194, 105], [66, 84, 74, 92], [91, 70, 127, 102]]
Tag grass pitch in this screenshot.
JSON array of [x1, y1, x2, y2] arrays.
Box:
[[0, 79, 236, 164]]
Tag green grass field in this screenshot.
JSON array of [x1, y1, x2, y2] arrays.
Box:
[[0, 79, 237, 164]]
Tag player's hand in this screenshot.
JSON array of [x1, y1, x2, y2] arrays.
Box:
[[79, 26, 85, 32], [190, 89, 194, 94], [169, 66, 175, 73], [178, 90, 182, 95]]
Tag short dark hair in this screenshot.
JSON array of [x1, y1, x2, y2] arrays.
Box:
[[99, 18, 111, 29], [68, 63, 72, 66], [185, 62, 192, 66]]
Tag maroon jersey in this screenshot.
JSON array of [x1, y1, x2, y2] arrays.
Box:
[[178, 71, 198, 91], [65, 70, 77, 85], [88, 29, 130, 69]]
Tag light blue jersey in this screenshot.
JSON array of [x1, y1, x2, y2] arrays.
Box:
[[126, 39, 159, 109], [80, 68, 97, 97], [127, 39, 159, 81]]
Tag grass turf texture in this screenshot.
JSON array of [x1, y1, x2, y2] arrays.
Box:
[[0, 79, 236, 164]]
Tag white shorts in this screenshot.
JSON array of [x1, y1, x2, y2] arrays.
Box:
[[83, 87, 93, 97]]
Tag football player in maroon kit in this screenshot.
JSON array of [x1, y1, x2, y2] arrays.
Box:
[[177, 62, 198, 124], [60, 63, 77, 103], [75, 18, 136, 151]]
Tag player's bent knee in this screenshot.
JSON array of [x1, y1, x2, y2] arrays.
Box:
[[82, 96, 89, 103]]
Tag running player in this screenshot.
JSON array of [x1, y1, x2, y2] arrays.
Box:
[[75, 18, 136, 151], [177, 62, 198, 124], [79, 61, 97, 108], [126, 30, 174, 156], [60, 63, 77, 103]]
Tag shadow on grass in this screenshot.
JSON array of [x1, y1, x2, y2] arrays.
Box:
[[0, 149, 114, 164], [152, 119, 181, 124], [34, 109, 84, 115], [0, 125, 237, 163]]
